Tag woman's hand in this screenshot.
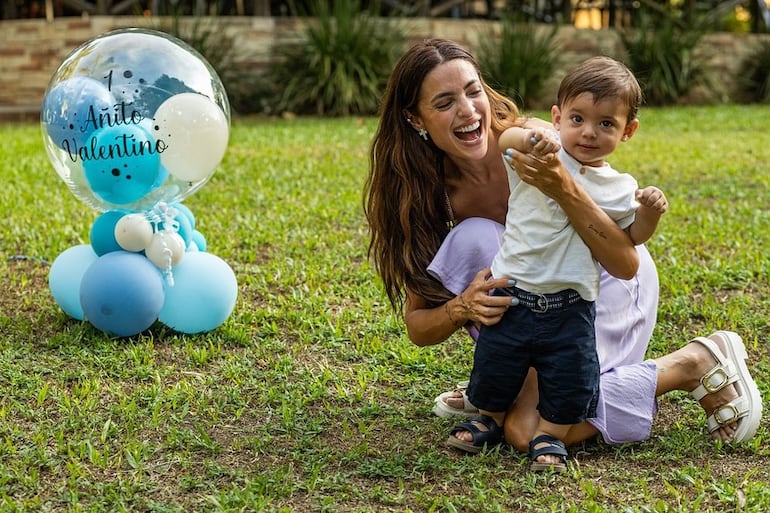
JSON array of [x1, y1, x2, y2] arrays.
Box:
[[460, 268, 519, 327], [404, 268, 519, 347]]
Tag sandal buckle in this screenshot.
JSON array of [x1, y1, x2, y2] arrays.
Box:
[[701, 366, 730, 393], [714, 403, 740, 425]]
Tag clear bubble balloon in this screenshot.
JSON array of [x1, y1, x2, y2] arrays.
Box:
[[41, 28, 230, 212]]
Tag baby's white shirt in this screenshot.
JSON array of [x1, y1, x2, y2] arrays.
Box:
[[491, 148, 639, 301]]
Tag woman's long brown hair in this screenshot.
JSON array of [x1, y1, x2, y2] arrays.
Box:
[[363, 38, 520, 313]]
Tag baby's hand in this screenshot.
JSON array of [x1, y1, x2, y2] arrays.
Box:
[[636, 186, 668, 214], [527, 128, 560, 161]]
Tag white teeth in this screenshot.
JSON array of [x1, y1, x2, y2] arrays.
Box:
[[456, 121, 480, 133]]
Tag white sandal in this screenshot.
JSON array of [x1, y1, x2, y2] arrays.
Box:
[[432, 381, 479, 418], [689, 331, 763, 443]]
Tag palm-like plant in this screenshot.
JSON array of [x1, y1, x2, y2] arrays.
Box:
[[477, 13, 560, 109], [620, 6, 729, 106], [271, 0, 404, 116], [738, 39, 770, 103]]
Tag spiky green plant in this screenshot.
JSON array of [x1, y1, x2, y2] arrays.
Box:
[[153, 16, 263, 115], [737, 39, 770, 103], [477, 13, 560, 109], [270, 0, 404, 116], [620, 11, 713, 106]]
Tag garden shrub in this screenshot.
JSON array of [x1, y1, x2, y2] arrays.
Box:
[[737, 38, 770, 103], [269, 0, 404, 116], [477, 13, 560, 109], [620, 11, 714, 106], [154, 16, 261, 115]]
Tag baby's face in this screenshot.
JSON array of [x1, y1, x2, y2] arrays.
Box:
[[552, 92, 636, 167]]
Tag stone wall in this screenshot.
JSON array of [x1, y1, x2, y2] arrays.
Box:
[[0, 16, 766, 121]]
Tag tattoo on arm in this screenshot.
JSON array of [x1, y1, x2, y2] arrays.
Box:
[[587, 224, 607, 239]]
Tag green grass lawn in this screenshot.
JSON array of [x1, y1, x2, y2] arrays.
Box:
[[1, 105, 769, 512]]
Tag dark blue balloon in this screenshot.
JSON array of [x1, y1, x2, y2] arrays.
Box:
[[80, 251, 165, 337], [41, 76, 116, 149]]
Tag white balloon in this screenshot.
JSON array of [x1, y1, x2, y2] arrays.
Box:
[[114, 213, 154, 252], [145, 230, 186, 269], [153, 93, 229, 182]]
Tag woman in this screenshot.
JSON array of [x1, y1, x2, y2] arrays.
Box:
[[363, 39, 761, 463]]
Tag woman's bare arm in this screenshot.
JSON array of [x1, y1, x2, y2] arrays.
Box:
[[404, 269, 517, 346]]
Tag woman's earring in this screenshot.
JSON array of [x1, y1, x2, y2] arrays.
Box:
[[405, 114, 428, 141]]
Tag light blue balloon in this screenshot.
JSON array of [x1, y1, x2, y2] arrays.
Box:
[[90, 210, 128, 256], [80, 251, 165, 337], [172, 202, 196, 229], [41, 76, 116, 150], [48, 244, 99, 320], [159, 252, 237, 334], [190, 230, 207, 252], [83, 124, 161, 205], [173, 210, 193, 248], [168, 202, 195, 248], [150, 163, 170, 191]]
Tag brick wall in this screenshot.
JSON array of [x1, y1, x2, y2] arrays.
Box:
[[0, 16, 766, 121]]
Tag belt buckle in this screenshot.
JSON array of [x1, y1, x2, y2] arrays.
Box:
[[532, 294, 548, 313]]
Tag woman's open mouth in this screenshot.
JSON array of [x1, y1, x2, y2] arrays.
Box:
[[454, 120, 481, 141]]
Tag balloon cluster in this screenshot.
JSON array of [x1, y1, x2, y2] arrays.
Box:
[[43, 28, 237, 337]]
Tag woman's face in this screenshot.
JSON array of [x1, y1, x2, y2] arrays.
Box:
[[412, 59, 492, 162]]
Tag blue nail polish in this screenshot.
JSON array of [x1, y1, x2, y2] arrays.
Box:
[[503, 154, 511, 162], [507, 279, 516, 286], [511, 297, 520, 306], [505, 148, 513, 156]]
